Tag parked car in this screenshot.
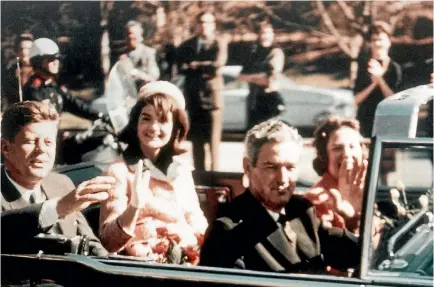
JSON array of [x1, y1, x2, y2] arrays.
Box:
[[219, 66, 356, 133], [1, 85, 432, 287]]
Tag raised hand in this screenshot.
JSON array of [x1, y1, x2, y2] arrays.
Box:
[[329, 188, 355, 218], [337, 156, 368, 214], [130, 159, 152, 209], [368, 59, 386, 82], [57, 176, 116, 217]]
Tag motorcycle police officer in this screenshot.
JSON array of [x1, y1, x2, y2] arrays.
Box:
[[23, 38, 110, 164], [23, 38, 108, 122]]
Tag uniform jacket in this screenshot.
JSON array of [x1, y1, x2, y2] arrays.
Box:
[[1, 167, 107, 256], [23, 74, 101, 121], [200, 190, 361, 274], [177, 36, 227, 112]]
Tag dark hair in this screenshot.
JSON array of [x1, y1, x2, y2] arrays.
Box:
[[118, 94, 189, 173], [125, 20, 142, 32], [15, 33, 34, 51], [368, 21, 392, 40], [1, 101, 59, 141], [312, 116, 364, 176], [196, 11, 215, 23]]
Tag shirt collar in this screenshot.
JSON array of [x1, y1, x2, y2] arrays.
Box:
[[142, 156, 193, 182], [266, 207, 286, 222], [4, 170, 42, 201]]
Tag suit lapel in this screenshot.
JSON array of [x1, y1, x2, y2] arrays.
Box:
[[1, 167, 30, 210], [239, 191, 301, 267], [266, 227, 301, 264], [290, 218, 319, 258], [41, 173, 77, 237]]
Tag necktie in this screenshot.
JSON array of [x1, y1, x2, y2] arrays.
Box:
[[29, 192, 36, 204], [278, 214, 297, 247]]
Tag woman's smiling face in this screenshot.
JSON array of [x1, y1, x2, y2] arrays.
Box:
[[137, 104, 173, 158], [326, 126, 363, 180]]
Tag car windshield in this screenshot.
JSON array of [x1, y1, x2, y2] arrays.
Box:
[[369, 142, 433, 279]]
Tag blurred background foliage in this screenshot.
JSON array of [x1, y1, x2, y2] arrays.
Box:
[[2, 1, 432, 92]]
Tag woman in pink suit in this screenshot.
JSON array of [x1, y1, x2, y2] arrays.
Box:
[[99, 81, 207, 264]]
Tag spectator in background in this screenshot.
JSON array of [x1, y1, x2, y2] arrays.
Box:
[[155, 29, 179, 82], [237, 21, 285, 129], [2, 33, 34, 110], [177, 11, 227, 171], [124, 20, 160, 90], [354, 21, 402, 138]]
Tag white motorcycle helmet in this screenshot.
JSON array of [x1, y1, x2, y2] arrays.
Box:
[[29, 38, 60, 59], [29, 38, 61, 69]]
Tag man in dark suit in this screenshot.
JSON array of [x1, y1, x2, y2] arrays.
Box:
[[1, 101, 116, 256], [177, 11, 227, 171], [200, 119, 361, 274]]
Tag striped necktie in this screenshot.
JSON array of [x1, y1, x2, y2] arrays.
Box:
[[278, 214, 297, 247]]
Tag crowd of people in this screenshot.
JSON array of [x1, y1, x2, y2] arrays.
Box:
[[0, 10, 431, 278]]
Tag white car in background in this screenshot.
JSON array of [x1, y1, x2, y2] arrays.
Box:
[[220, 66, 356, 133]]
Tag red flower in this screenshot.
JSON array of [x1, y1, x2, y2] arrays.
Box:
[[152, 241, 169, 255], [183, 246, 199, 265], [156, 227, 168, 238]]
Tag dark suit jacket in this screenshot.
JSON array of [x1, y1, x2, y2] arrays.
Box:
[[1, 167, 107, 256], [200, 190, 361, 273], [177, 36, 226, 113]]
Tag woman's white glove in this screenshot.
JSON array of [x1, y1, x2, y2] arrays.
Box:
[[130, 159, 152, 209]]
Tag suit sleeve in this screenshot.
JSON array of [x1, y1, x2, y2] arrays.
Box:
[[134, 47, 160, 82], [318, 222, 361, 270], [176, 42, 190, 75], [145, 48, 160, 81], [59, 89, 101, 121], [198, 39, 228, 77], [301, 201, 361, 270], [200, 217, 251, 269]]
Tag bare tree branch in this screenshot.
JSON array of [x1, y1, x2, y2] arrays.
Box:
[[256, 2, 331, 37], [316, 0, 351, 56], [336, 0, 355, 21]]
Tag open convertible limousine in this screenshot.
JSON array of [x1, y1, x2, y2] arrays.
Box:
[[2, 84, 433, 286]]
